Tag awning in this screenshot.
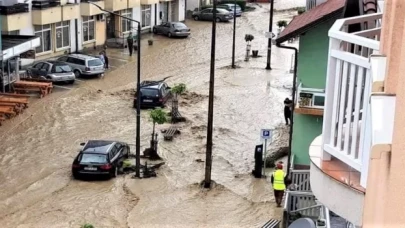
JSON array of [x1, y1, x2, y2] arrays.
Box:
[[2, 35, 40, 61], [276, 0, 346, 44]]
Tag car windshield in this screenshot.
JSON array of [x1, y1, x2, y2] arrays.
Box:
[[141, 88, 159, 97], [173, 23, 187, 29], [88, 59, 103, 67], [53, 64, 72, 73], [80, 153, 107, 164]]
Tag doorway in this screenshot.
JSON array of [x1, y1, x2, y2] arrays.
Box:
[[106, 14, 116, 39]]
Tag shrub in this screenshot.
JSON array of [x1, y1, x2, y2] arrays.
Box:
[[277, 20, 288, 28], [81, 224, 94, 228], [297, 7, 305, 15]]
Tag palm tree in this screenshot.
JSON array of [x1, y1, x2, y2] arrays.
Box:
[[171, 83, 187, 101]]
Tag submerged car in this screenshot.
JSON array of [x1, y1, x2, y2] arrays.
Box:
[[57, 54, 105, 78], [219, 3, 243, 17], [153, 22, 191, 38], [133, 80, 172, 108], [192, 8, 234, 22], [27, 61, 75, 84], [72, 140, 130, 179]]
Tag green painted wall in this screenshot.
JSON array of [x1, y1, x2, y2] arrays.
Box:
[[292, 19, 335, 166]]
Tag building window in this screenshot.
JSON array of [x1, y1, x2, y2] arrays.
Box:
[[56, 21, 70, 49], [83, 16, 95, 42], [141, 5, 151, 28], [34, 24, 52, 53], [121, 9, 132, 33]]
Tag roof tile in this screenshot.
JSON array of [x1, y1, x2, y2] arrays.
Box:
[[276, 0, 346, 43]]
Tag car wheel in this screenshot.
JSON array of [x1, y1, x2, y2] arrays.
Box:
[[168, 32, 172, 38], [67, 80, 75, 84], [193, 16, 199, 21], [153, 28, 157, 34], [73, 70, 80, 78], [216, 17, 221, 22], [72, 172, 80, 179]]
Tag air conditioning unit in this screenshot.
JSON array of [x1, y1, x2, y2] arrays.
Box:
[[96, 14, 106, 21]]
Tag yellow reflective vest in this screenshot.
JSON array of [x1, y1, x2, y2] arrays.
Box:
[[272, 170, 286, 190]]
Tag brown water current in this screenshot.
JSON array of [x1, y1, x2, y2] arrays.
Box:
[[0, 4, 301, 228]]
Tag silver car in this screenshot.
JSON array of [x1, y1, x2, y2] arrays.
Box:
[[27, 60, 75, 84], [192, 8, 234, 22], [57, 54, 105, 78], [153, 22, 191, 38]]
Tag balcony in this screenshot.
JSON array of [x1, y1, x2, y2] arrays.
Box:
[[308, 12, 396, 226], [0, 3, 30, 31], [141, 0, 159, 5], [295, 83, 325, 116], [105, 0, 140, 12], [80, 0, 105, 16], [32, 0, 62, 25], [62, 3, 79, 21]]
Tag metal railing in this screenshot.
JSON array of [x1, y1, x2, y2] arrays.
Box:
[[290, 169, 311, 192], [322, 13, 381, 176], [284, 191, 320, 226], [0, 3, 29, 15]]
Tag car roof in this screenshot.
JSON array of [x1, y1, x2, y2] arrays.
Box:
[[82, 140, 117, 154], [47, 60, 69, 65], [140, 81, 165, 89], [65, 54, 97, 60]]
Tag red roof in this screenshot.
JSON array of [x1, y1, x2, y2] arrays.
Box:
[[276, 0, 346, 44]]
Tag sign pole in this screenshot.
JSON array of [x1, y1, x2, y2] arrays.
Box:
[[263, 138, 267, 177]]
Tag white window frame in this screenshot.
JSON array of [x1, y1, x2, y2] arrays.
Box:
[[34, 24, 52, 54], [82, 16, 95, 43], [121, 9, 133, 33], [55, 21, 70, 50], [141, 5, 151, 28]]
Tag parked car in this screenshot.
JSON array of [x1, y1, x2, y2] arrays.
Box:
[[72, 140, 130, 179], [192, 8, 234, 22], [27, 61, 75, 84], [218, 3, 242, 17], [57, 54, 105, 78], [133, 80, 172, 108], [153, 22, 191, 38]]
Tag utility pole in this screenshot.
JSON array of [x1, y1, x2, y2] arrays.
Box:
[[204, 0, 217, 189], [231, 0, 237, 68], [89, 3, 142, 178], [265, 0, 274, 70]]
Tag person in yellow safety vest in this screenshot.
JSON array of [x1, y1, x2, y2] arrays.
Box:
[[271, 163, 287, 207]]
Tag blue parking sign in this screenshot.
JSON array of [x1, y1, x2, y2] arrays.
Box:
[[261, 129, 272, 140]]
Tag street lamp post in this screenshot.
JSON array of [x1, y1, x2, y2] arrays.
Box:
[[204, 0, 218, 189], [89, 3, 142, 178], [265, 0, 274, 70], [231, 0, 237, 68]]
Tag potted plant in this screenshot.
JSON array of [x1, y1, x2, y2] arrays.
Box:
[[81, 224, 94, 228], [148, 39, 153, 45], [170, 83, 187, 123], [277, 20, 288, 34]]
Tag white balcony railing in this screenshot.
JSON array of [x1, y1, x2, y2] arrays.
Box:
[[322, 13, 382, 185]]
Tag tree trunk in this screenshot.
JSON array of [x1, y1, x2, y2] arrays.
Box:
[[152, 122, 155, 137]]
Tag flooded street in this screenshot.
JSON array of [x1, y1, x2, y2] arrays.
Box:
[[0, 3, 302, 228]]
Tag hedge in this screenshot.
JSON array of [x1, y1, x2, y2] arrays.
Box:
[[201, 0, 247, 11]]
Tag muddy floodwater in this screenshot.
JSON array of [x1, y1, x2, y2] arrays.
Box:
[[0, 3, 301, 228]]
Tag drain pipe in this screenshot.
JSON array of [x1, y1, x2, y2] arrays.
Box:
[[75, 0, 79, 53], [276, 42, 298, 177]]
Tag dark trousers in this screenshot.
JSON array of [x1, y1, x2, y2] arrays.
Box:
[[128, 43, 133, 56], [274, 189, 285, 207], [104, 57, 109, 69], [284, 109, 291, 125]]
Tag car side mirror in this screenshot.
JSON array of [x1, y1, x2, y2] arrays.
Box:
[[80, 142, 85, 146], [167, 86, 171, 90]]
